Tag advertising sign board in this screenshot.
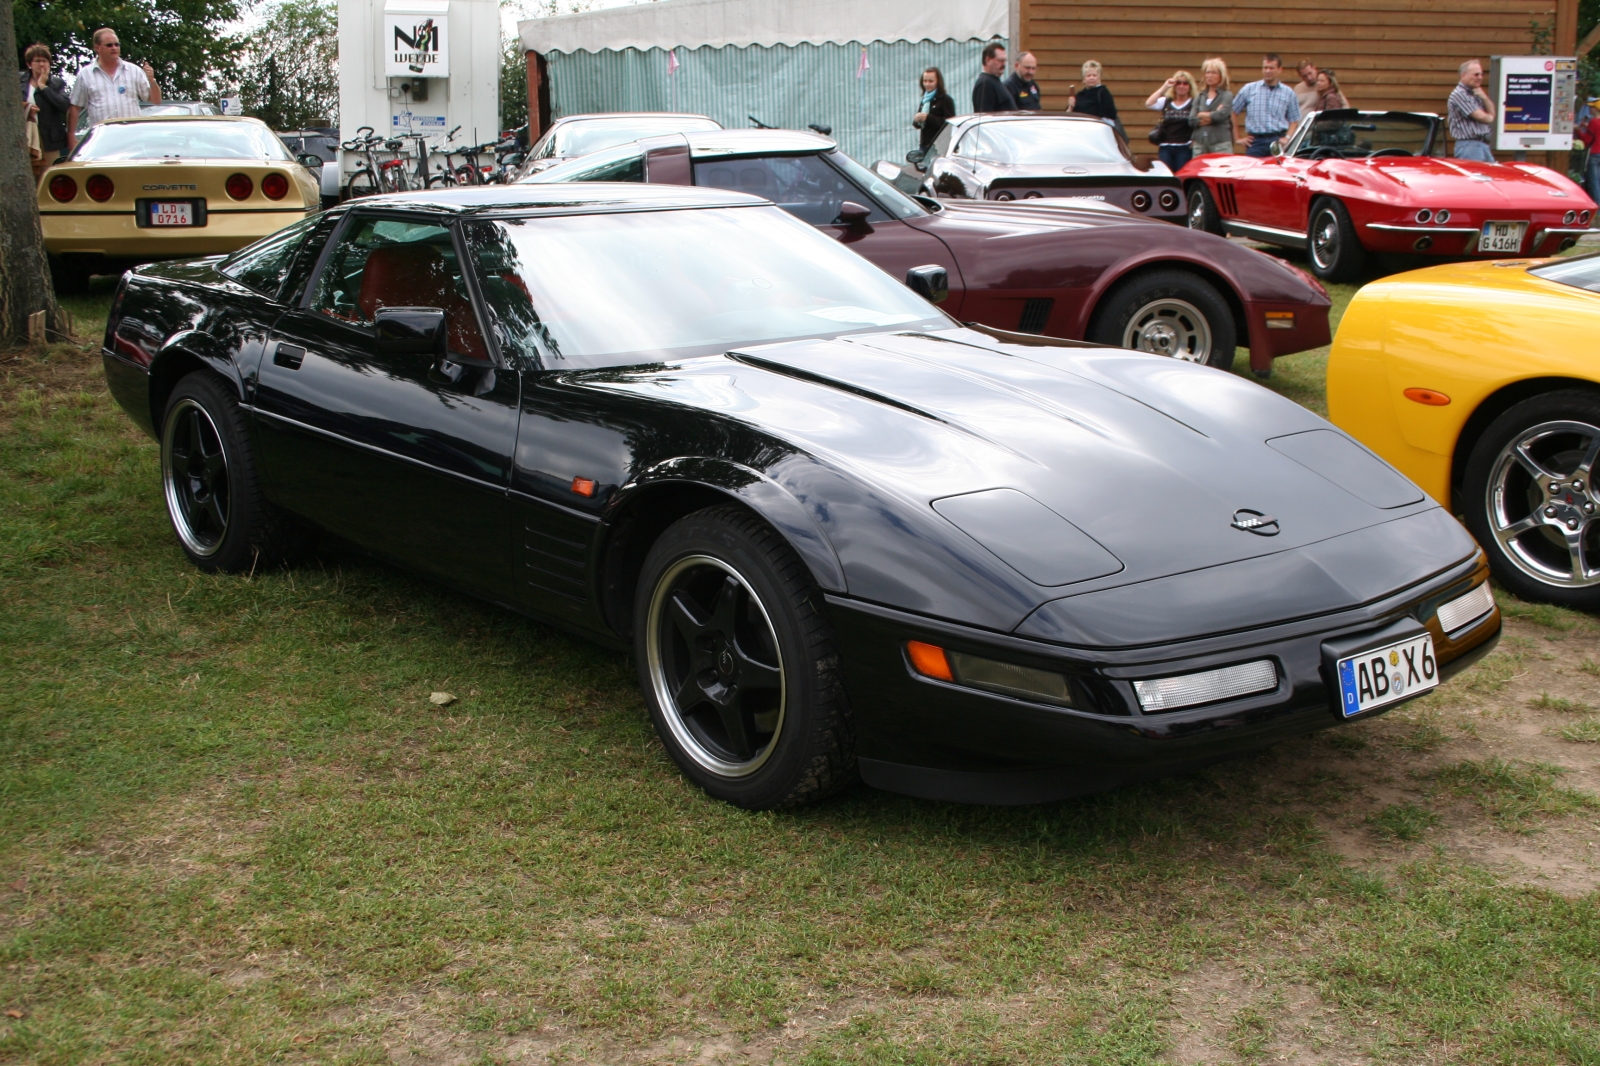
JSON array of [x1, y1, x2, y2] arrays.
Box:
[[1490, 55, 1577, 151], [383, 4, 450, 78]]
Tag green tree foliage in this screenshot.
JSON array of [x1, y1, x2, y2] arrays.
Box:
[[501, 38, 528, 131], [13, 0, 244, 100], [239, 0, 338, 130]]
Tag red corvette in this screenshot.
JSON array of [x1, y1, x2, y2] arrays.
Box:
[[1179, 109, 1596, 281]]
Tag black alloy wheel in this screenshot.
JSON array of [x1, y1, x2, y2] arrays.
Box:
[[1089, 268, 1238, 370], [635, 506, 855, 809], [1462, 390, 1600, 611], [159, 372, 315, 573], [1186, 183, 1223, 235], [1307, 197, 1366, 283]]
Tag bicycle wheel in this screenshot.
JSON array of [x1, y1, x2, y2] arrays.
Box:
[[343, 168, 378, 199]]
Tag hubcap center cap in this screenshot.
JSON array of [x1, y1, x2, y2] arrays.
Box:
[[1142, 323, 1177, 354]]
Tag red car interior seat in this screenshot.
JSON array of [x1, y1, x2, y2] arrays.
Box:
[[356, 244, 489, 361]]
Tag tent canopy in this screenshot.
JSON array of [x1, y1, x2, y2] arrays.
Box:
[[518, 0, 1009, 55]]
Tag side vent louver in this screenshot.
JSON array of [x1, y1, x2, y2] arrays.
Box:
[[1018, 298, 1054, 334]]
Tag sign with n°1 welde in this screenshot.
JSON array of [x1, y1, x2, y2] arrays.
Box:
[[383, 7, 449, 78]]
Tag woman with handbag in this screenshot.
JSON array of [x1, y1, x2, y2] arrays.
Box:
[[1190, 58, 1234, 156], [1144, 70, 1198, 172]]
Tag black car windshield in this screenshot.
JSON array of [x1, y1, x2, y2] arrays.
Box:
[[963, 119, 1127, 164], [549, 118, 722, 159], [464, 203, 947, 369], [74, 120, 293, 161], [1529, 253, 1600, 292], [1295, 112, 1434, 157]]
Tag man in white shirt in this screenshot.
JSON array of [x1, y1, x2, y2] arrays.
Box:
[[66, 28, 162, 135]]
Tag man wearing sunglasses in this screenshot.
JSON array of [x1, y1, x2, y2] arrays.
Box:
[[66, 28, 162, 135]]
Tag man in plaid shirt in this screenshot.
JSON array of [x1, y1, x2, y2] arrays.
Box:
[[1447, 59, 1496, 163], [1231, 54, 1301, 158]]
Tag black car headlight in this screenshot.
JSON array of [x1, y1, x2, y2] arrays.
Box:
[[907, 641, 1075, 706]]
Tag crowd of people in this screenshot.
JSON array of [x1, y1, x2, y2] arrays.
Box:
[[19, 28, 160, 181], [907, 41, 1598, 197]]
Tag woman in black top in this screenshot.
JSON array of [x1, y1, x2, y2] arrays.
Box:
[[20, 43, 71, 181], [909, 67, 956, 167], [1069, 60, 1123, 142]]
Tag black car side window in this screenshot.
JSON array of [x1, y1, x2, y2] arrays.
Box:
[[217, 215, 318, 299], [310, 216, 490, 361], [691, 154, 885, 226]]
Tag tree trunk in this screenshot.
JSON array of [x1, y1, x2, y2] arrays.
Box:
[[0, 0, 66, 345]]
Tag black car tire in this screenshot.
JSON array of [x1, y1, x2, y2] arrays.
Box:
[[1307, 197, 1366, 283], [48, 255, 91, 297], [1186, 182, 1223, 235], [634, 505, 855, 809], [1461, 390, 1600, 611], [160, 372, 316, 573], [1090, 269, 1238, 370]]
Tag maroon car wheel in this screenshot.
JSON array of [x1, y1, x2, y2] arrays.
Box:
[[1090, 269, 1237, 370]]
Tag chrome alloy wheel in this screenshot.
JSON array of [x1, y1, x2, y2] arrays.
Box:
[[1310, 207, 1340, 271], [161, 397, 231, 558], [1486, 419, 1600, 588], [1121, 297, 1213, 361], [645, 554, 786, 777], [1187, 193, 1208, 229]]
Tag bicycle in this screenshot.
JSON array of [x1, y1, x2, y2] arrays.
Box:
[[341, 127, 410, 199]]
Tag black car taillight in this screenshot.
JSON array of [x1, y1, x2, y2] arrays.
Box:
[[48, 174, 77, 202], [86, 174, 114, 202]]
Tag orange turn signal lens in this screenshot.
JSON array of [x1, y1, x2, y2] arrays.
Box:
[[906, 640, 953, 681], [570, 476, 597, 497], [1403, 388, 1451, 406]]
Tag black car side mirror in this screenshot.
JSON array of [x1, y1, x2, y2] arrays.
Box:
[[374, 306, 446, 355], [836, 201, 872, 229], [906, 265, 948, 304]]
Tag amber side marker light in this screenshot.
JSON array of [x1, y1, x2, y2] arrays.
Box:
[[905, 641, 1075, 706], [570, 476, 597, 497], [1265, 311, 1295, 330], [1404, 388, 1451, 406]]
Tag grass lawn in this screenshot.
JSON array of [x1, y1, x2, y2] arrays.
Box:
[[2, 270, 1598, 1065]]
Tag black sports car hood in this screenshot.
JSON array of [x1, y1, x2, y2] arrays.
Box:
[[579, 328, 1473, 640]]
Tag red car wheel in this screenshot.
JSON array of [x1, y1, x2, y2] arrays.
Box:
[[1307, 198, 1366, 283]]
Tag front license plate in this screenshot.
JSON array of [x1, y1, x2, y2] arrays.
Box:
[[1479, 220, 1526, 253], [150, 201, 193, 226], [1335, 634, 1438, 718]]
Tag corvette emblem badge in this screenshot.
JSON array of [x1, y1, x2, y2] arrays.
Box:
[[1231, 509, 1280, 536]]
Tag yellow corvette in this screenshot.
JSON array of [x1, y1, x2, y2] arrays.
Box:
[[40, 115, 319, 294], [1328, 255, 1600, 609]]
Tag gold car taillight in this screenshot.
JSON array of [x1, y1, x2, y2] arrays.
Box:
[[262, 173, 289, 200], [48, 174, 77, 202], [85, 174, 114, 202]]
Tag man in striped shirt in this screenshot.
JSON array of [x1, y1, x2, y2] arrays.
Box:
[[1231, 54, 1301, 158], [1447, 59, 1496, 163], [66, 28, 161, 133]]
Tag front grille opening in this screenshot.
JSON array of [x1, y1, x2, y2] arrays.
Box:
[[1018, 298, 1054, 334]]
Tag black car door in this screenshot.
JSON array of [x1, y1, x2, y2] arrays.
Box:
[[252, 211, 519, 597]]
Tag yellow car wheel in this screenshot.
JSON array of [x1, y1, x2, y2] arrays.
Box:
[[1461, 389, 1600, 609]]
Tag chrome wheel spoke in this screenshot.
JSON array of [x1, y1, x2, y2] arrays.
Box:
[[1493, 512, 1541, 540], [1562, 527, 1593, 585], [1574, 434, 1600, 483], [1511, 442, 1557, 482]]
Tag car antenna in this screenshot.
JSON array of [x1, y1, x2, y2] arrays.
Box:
[[748, 115, 776, 129]]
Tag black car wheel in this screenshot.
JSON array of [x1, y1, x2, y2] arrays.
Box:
[[1462, 391, 1600, 611], [1186, 183, 1223, 235], [635, 506, 854, 809], [1090, 269, 1238, 370], [160, 372, 315, 573], [1307, 198, 1366, 282], [48, 255, 91, 297]]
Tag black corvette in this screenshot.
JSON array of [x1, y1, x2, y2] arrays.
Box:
[[102, 184, 1500, 808]]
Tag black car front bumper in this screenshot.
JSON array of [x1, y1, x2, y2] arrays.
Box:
[[829, 554, 1498, 804]]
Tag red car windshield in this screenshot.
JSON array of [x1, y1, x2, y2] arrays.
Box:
[[1294, 113, 1435, 158]]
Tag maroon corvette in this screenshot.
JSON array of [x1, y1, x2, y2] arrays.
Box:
[[520, 129, 1330, 373]]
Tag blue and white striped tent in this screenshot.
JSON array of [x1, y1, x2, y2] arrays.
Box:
[[517, 0, 1011, 167]]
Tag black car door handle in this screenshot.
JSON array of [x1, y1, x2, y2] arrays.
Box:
[[274, 343, 306, 370]]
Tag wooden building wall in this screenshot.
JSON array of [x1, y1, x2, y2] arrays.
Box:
[[1017, 0, 1577, 137]]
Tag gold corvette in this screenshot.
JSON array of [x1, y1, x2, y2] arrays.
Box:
[[40, 115, 319, 294], [1328, 255, 1600, 609]]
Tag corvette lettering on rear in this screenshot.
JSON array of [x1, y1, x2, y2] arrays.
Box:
[[142, 184, 198, 191]]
